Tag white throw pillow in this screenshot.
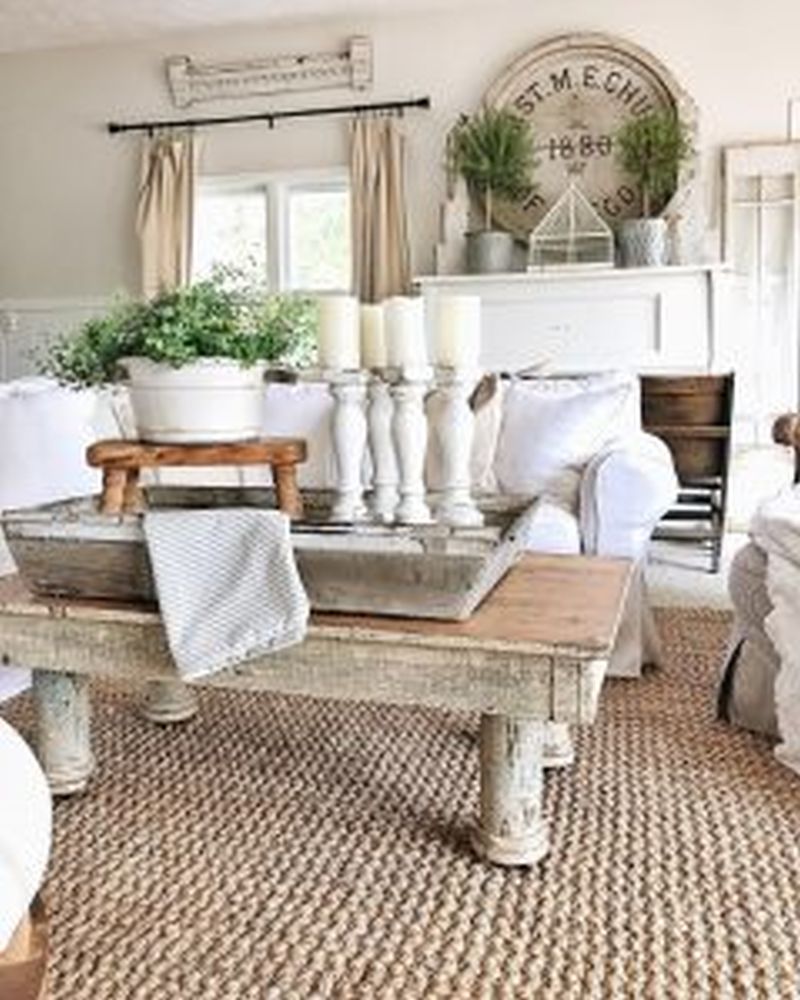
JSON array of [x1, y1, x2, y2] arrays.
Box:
[[262, 382, 336, 490], [425, 375, 506, 493], [0, 378, 99, 510], [494, 373, 637, 502]]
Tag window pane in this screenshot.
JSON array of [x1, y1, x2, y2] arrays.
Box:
[[287, 187, 351, 291], [193, 188, 267, 283]]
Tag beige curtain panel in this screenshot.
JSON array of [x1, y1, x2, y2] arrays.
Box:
[[350, 116, 412, 303], [137, 133, 195, 299]]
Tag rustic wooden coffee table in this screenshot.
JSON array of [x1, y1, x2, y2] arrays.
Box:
[[0, 554, 630, 867]]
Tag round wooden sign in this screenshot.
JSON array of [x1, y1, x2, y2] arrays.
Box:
[[483, 33, 696, 235]]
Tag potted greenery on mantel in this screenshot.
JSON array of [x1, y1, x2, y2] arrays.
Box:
[[615, 109, 692, 267], [42, 271, 316, 443], [450, 105, 537, 274]]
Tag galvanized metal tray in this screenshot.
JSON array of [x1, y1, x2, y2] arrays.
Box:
[[3, 489, 537, 621]]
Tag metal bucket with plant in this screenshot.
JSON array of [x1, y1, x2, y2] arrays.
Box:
[[615, 109, 692, 267], [449, 106, 536, 274]]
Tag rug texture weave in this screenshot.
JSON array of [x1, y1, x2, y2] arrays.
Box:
[[3, 608, 799, 1000]]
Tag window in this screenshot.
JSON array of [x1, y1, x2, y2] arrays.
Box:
[[193, 185, 268, 284], [193, 171, 351, 293]]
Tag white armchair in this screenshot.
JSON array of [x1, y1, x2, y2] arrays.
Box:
[[477, 372, 677, 676], [579, 432, 678, 677]]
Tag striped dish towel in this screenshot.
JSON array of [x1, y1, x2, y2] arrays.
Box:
[[143, 508, 309, 680]]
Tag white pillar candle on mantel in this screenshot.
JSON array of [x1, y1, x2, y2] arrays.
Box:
[[434, 295, 482, 368], [385, 296, 428, 369], [360, 304, 387, 369], [317, 295, 360, 371]]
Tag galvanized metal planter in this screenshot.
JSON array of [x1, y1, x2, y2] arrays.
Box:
[[465, 231, 515, 274], [617, 219, 670, 268]]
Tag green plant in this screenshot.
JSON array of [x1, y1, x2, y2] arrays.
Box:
[[449, 106, 536, 230], [41, 270, 317, 388], [615, 110, 692, 218]]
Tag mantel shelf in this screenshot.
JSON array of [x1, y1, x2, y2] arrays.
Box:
[[415, 264, 729, 287], [417, 263, 730, 378]]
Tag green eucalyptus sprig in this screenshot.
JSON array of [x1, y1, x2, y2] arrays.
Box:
[[41, 269, 317, 389]]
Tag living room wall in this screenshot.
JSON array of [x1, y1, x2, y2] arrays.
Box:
[[0, 0, 795, 299]]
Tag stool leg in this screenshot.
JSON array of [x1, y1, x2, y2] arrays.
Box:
[[274, 463, 303, 520], [100, 468, 127, 515], [122, 468, 145, 513]]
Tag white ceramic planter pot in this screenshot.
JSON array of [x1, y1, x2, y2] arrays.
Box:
[[618, 218, 670, 268], [120, 357, 266, 444]]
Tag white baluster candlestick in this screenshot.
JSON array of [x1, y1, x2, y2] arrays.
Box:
[[389, 366, 433, 525], [433, 366, 483, 528], [367, 373, 399, 523], [329, 371, 369, 523]]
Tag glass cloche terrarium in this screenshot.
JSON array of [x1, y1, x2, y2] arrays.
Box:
[[529, 181, 614, 269]]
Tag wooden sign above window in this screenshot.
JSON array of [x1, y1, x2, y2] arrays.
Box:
[[166, 36, 372, 108], [483, 32, 697, 234]]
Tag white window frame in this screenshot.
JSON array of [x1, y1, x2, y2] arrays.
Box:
[[194, 167, 351, 294]]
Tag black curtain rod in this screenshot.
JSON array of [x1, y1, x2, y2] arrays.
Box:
[[108, 95, 431, 135]]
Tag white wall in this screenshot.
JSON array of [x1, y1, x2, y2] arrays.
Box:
[[0, 0, 798, 300]]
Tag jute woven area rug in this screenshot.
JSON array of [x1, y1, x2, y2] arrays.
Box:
[[3, 608, 799, 1000]]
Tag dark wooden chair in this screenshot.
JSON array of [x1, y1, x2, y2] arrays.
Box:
[[641, 373, 735, 573]]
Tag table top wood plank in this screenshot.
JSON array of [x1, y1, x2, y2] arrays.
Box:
[[0, 554, 631, 660], [313, 554, 631, 654], [0, 555, 631, 720]]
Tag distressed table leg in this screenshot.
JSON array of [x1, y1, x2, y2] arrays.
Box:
[[543, 722, 575, 769], [471, 713, 549, 867], [141, 679, 199, 724], [33, 671, 93, 796]]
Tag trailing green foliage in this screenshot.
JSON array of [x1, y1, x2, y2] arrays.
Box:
[[615, 111, 692, 217], [41, 270, 317, 388], [450, 106, 536, 230]]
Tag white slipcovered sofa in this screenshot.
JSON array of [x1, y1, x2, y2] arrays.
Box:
[[0, 717, 52, 972], [0, 370, 677, 681]]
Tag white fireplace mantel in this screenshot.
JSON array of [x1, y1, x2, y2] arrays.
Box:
[[416, 265, 731, 376]]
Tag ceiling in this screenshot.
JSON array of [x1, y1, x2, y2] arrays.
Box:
[[0, 0, 482, 54]]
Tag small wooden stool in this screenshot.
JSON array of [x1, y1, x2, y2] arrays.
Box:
[[86, 438, 307, 519]]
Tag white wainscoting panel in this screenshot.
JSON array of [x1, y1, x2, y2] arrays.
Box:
[[0, 298, 108, 381]]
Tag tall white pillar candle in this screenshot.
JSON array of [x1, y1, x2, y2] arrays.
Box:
[[360, 304, 387, 369], [434, 295, 482, 368], [317, 295, 360, 371], [385, 297, 428, 369]]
